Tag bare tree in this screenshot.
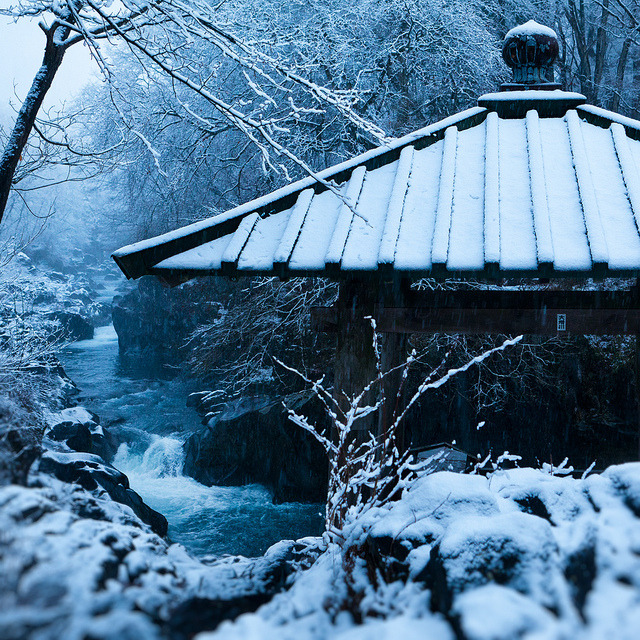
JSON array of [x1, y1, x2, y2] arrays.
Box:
[[559, 0, 639, 112], [0, 0, 391, 226], [187, 277, 338, 404], [279, 328, 522, 531], [0, 1, 151, 223]]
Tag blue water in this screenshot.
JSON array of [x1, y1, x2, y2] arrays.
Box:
[[59, 325, 324, 557]]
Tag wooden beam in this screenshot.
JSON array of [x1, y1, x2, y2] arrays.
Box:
[[405, 289, 640, 310], [312, 305, 640, 336], [374, 307, 640, 336]]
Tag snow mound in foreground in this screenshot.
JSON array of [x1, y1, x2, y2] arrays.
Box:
[[2, 464, 640, 639], [198, 465, 640, 640], [0, 477, 312, 640]]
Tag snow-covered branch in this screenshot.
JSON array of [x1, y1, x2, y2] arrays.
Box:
[[279, 331, 523, 533]]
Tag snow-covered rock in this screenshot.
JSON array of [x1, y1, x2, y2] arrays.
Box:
[[35, 449, 169, 536], [195, 465, 640, 640], [46, 406, 118, 462], [0, 248, 111, 345], [0, 397, 42, 487], [183, 391, 328, 503], [428, 511, 563, 612], [0, 479, 316, 640], [453, 585, 562, 640]]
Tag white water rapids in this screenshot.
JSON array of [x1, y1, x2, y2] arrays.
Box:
[[60, 324, 324, 557]]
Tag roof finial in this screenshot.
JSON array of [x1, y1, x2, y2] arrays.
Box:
[[502, 20, 560, 91]]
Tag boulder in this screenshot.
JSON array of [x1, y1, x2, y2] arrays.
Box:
[[47, 422, 93, 453], [422, 511, 562, 615], [603, 462, 640, 516], [45, 311, 94, 341], [183, 391, 328, 503], [452, 584, 559, 640], [0, 394, 46, 486], [0, 405, 42, 487], [164, 593, 271, 640], [47, 407, 118, 461], [163, 538, 321, 639], [37, 451, 168, 536], [112, 276, 229, 361]]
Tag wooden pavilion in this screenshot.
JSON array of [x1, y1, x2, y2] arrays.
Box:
[[113, 21, 640, 450]]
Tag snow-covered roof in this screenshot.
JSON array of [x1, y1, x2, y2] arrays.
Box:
[[113, 93, 640, 282]]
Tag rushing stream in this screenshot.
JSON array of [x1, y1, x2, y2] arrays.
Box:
[[59, 323, 324, 558]]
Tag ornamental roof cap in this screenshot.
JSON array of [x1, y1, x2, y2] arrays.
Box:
[[502, 20, 560, 88]]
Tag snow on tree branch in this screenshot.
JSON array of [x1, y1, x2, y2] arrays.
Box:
[[277, 333, 523, 534], [1, 0, 391, 223]]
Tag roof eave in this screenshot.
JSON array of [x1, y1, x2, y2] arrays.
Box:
[[576, 104, 640, 141], [147, 263, 640, 284], [112, 107, 489, 281]]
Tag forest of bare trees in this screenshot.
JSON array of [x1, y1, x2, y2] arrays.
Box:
[[1, 0, 639, 242]]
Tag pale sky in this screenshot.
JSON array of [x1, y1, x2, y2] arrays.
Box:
[[0, 8, 97, 122]]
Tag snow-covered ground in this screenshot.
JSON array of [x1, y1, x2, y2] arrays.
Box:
[[0, 251, 106, 316], [0, 474, 313, 640], [2, 460, 640, 639], [198, 465, 640, 640]]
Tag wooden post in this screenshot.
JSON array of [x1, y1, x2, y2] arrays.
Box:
[[334, 279, 378, 438], [331, 279, 378, 519], [378, 332, 408, 442], [333, 277, 411, 446], [331, 278, 411, 521], [377, 279, 411, 450]]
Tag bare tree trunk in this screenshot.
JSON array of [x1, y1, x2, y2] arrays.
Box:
[[565, 0, 594, 100], [610, 37, 632, 112], [593, 0, 610, 103], [0, 27, 67, 225]]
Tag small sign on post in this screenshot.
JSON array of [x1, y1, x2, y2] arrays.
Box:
[[557, 313, 567, 331]]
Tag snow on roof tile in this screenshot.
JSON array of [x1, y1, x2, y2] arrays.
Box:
[[538, 118, 590, 271], [273, 189, 314, 266], [393, 143, 442, 271], [325, 166, 367, 266], [497, 118, 537, 271], [566, 111, 609, 265], [483, 112, 501, 265], [113, 102, 640, 281], [342, 162, 397, 271], [448, 122, 485, 271], [377, 146, 414, 266], [525, 111, 554, 265]]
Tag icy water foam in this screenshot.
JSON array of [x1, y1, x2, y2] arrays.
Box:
[[114, 437, 324, 557]]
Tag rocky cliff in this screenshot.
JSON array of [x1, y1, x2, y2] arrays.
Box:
[[183, 392, 328, 503]]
